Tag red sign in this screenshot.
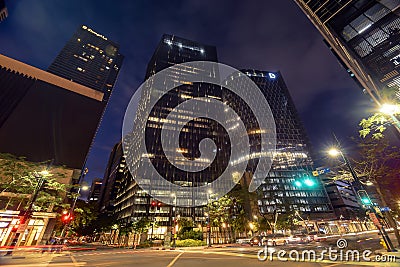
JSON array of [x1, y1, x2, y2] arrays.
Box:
[[369, 212, 381, 227]]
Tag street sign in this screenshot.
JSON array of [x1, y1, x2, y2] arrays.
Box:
[[312, 168, 331, 176], [380, 207, 390, 212], [368, 212, 381, 227]]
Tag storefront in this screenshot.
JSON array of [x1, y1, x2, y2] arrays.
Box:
[[0, 210, 56, 247]]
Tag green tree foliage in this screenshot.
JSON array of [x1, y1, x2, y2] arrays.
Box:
[[69, 200, 99, 236], [207, 194, 248, 235], [0, 153, 69, 211], [359, 94, 400, 139]]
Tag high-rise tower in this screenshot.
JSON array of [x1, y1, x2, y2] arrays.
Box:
[[224, 70, 334, 220], [295, 0, 400, 104], [48, 25, 124, 101], [115, 34, 226, 226]]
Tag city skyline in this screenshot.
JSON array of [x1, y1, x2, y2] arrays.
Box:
[[0, 1, 374, 186]]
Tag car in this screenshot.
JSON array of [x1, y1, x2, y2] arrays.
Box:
[[236, 238, 251, 244], [250, 235, 264, 246], [288, 233, 311, 244], [308, 231, 327, 242], [265, 233, 289, 246]]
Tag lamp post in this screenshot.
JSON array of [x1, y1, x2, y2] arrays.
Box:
[[206, 189, 212, 247], [5, 170, 50, 256], [328, 137, 396, 252], [379, 103, 400, 134], [61, 185, 89, 238], [171, 193, 177, 248]]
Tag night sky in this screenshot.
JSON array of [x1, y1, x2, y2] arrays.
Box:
[[0, 1, 376, 186]]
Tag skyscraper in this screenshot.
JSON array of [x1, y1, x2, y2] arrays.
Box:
[[88, 178, 103, 202], [225, 70, 334, 220], [116, 34, 226, 228], [295, 0, 400, 104], [98, 141, 125, 214], [48, 25, 124, 101]]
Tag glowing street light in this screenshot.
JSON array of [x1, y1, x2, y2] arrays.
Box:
[[328, 148, 341, 157], [380, 103, 400, 115]]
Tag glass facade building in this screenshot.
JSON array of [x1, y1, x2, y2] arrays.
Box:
[[115, 35, 226, 226], [48, 25, 124, 101], [295, 0, 400, 103], [224, 70, 334, 219]]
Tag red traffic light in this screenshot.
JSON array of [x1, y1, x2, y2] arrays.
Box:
[[11, 220, 20, 232], [157, 202, 162, 207], [151, 201, 157, 207], [62, 213, 73, 223]]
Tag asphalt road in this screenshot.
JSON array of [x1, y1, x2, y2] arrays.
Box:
[[1, 233, 399, 267]]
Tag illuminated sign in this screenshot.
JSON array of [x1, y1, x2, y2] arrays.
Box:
[[82, 25, 108, 41], [268, 73, 276, 79]]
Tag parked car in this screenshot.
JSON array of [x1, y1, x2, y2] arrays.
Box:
[[265, 233, 289, 246], [288, 233, 311, 244], [308, 231, 327, 242]]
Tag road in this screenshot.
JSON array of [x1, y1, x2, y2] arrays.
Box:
[[0, 233, 399, 267]]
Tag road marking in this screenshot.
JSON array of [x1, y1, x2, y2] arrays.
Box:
[[69, 253, 80, 267], [167, 252, 184, 267]]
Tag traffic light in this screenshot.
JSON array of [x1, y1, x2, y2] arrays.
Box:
[[294, 180, 302, 187], [151, 200, 157, 211], [294, 175, 316, 188], [61, 212, 73, 224], [157, 202, 162, 211], [11, 220, 20, 232], [303, 178, 315, 187], [357, 190, 372, 205]]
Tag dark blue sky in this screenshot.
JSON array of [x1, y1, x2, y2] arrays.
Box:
[[0, 0, 375, 185]]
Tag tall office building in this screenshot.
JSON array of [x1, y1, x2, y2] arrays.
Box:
[[115, 34, 227, 228], [0, 0, 7, 22], [225, 70, 334, 220], [98, 142, 126, 214], [295, 0, 400, 104], [88, 178, 103, 202], [48, 25, 124, 101]]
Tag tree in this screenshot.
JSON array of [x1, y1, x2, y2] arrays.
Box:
[[0, 153, 69, 212], [131, 218, 151, 248], [328, 137, 400, 246], [352, 137, 400, 246], [69, 200, 99, 236], [359, 88, 400, 139]]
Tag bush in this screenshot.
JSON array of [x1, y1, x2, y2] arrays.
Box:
[[175, 239, 206, 247], [179, 230, 203, 240]]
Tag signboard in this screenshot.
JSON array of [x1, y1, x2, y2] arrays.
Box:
[[368, 212, 381, 227], [380, 207, 390, 212], [312, 168, 331, 176]]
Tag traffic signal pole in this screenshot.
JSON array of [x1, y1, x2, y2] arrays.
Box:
[[5, 174, 46, 256], [333, 135, 396, 252]]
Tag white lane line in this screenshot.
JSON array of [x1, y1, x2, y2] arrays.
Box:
[[167, 252, 184, 267]]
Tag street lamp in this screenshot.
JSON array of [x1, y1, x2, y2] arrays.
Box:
[[6, 170, 51, 255], [171, 193, 177, 248], [380, 103, 400, 115], [379, 103, 400, 132], [328, 139, 396, 252], [206, 189, 212, 247], [61, 184, 89, 237]]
